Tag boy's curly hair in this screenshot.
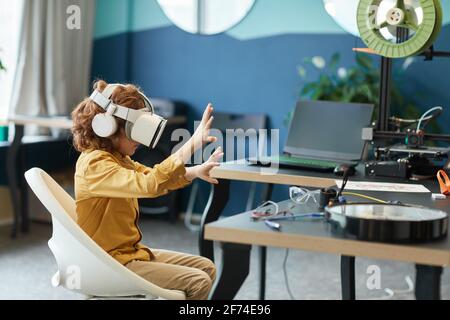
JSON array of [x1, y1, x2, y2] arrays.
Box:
[[71, 80, 146, 153]]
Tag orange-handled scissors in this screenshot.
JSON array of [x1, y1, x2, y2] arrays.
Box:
[[437, 170, 450, 195]]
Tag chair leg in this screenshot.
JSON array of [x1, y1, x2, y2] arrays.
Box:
[[245, 182, 257, 211], [185, 181, 201, 231], [199, 180, 230, 261], [167, 192, 178, 224]]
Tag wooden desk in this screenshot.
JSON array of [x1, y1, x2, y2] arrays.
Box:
[[200, 161, 339, 299], [211, 161, 337, 188], [200, 161, 339, 256], [199, 161, 447, 300], [8, 115, 73, 129], [4, 115, 186, 238]]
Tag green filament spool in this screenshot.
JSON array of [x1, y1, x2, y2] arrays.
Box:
[[357, 0, 442, 58]]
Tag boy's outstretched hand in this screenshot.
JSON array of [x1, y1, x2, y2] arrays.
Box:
[[192, 103, 217, 148], [173, 102, 223, 184], [185, 147, 224, 184], [174, 103, 218, 164]]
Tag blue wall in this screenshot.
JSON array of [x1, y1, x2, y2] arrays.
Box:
[[92, 0, 450, 215]]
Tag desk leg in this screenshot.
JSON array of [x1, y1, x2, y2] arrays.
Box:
[[209, 242, 251, 300], [259, 246, 266, 300], [415, 264, 442, 300], [6, 124, 24, 238], [341, 255, 356, 300], [20, 140, 29, 233], [199, 179, 230, 261], [258, 183, 273, 300]]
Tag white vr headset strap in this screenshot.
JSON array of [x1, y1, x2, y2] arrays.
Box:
[[89, 90, 111, 110], [90, 89, 149, 124], [102, 83, 155, 113], [101, 84, 119, 99]]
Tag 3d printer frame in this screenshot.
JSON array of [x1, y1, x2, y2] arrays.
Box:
[[374, 46, 450, 144]]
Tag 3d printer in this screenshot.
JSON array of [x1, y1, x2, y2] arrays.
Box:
[[352, 0, 450, 180], [365, 106, 450, 180]]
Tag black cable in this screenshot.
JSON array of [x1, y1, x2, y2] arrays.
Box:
[[336, 168, 350, 198], [283, 249, 296, 300]]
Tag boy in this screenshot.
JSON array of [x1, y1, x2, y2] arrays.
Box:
[[71, 80, 223, 299]]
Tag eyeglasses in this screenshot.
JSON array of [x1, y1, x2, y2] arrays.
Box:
[[289, 186, 320, 206], [250, 200, 324, 222], [250, 201, 294, 220]]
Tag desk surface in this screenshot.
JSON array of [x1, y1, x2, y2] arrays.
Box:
[[8, 115, 73, 129], [211, 160, 442, 191], [205, 191, 450, 266], [211, 160, 336, 188]]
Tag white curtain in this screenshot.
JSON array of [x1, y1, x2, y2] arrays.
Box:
[[9, 0, 95, 133]]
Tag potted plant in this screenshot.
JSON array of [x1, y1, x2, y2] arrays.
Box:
[[287, 53, 439, 134]]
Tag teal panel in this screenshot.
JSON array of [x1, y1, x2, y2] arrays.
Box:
[[129, 0, 171, 33], [227, 0, 348, 40], [94, 0, 131, 39], [94, 0, 450, 40], [443, 0, 450, 26]]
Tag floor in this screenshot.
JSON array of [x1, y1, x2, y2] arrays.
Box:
[[1, 216, 450, 300]]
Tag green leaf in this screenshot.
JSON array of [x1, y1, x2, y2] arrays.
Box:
[[302, 57, 312, 64], [300, 82, 318, 97], [355, 54, 374, 71], [329, 53, 340, 71], [297, 66, 307, 78]]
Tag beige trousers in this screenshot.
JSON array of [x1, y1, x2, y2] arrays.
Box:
[[126, 249, 216, 300]]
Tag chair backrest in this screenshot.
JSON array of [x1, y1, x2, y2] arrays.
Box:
[[212, 112, 267, 161], [213, 112, 267, 133], [24, 167, 185, 300]]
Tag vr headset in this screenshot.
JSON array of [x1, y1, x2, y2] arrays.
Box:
[[89, 84, 167, 149]]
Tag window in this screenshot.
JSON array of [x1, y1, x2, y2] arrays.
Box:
[[0, 0, 23, 118]]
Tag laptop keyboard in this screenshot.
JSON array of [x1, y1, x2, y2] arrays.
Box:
[[276, 155, 340, 169]]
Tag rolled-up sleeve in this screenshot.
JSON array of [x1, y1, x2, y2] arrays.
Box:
[[83, 153, 191, 199]]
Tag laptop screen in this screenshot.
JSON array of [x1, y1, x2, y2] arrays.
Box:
[[284, 100, 374, 161]]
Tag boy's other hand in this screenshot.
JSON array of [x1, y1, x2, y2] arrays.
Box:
[[185, 147, 224, 184]]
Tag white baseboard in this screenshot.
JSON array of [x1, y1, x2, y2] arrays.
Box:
[[0, 218, 13, 226], [179, 211, 202, 223]]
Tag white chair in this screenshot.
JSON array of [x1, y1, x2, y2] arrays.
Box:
[[24, 167, 186, 300]]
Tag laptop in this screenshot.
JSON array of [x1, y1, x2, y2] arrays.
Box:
[[248, 100, 374, 172]]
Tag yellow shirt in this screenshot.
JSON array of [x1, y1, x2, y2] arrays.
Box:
[[74, 149, 191, 265]]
